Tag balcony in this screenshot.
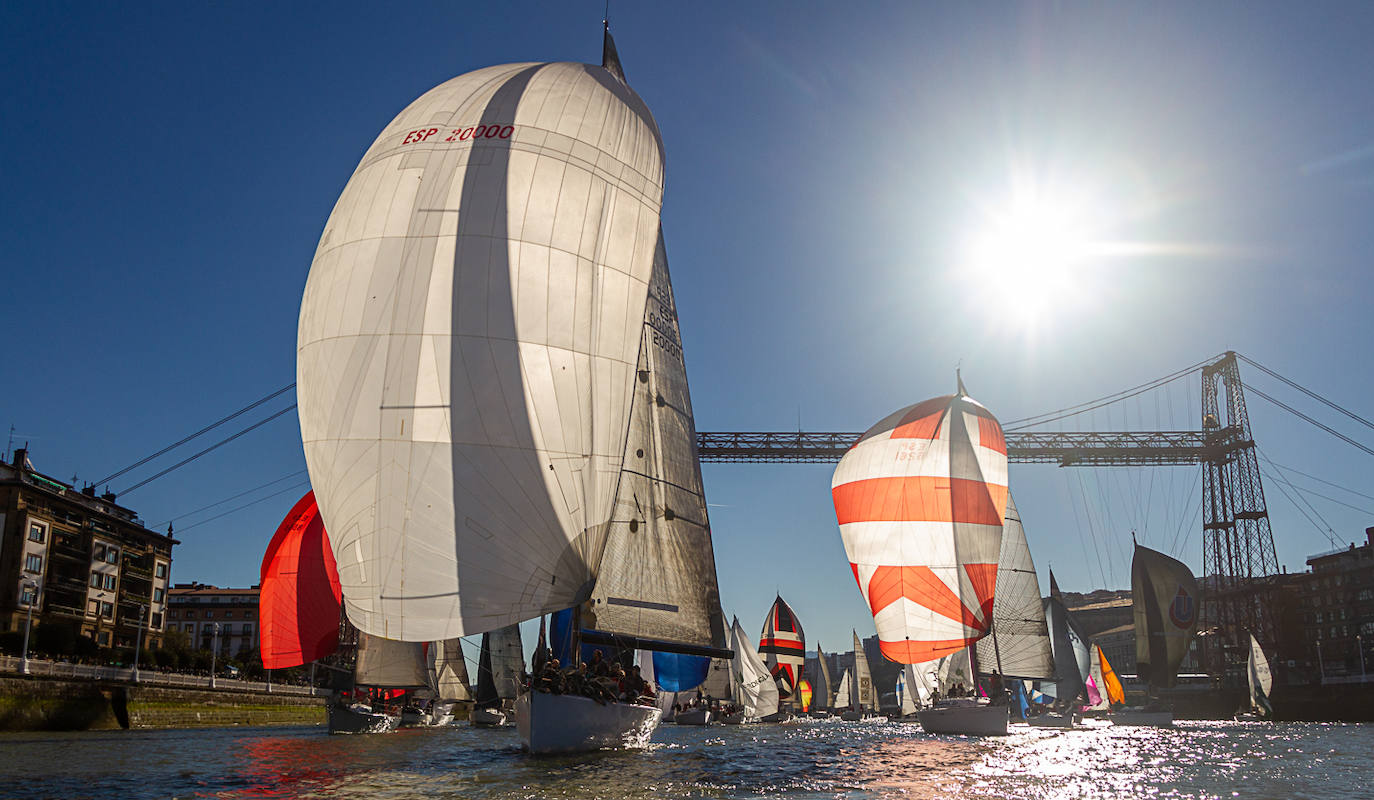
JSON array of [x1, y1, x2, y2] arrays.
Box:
[[48, 602, 87, 619]]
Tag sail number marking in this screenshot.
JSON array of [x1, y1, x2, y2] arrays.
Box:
[[402, 125, 516, 145]]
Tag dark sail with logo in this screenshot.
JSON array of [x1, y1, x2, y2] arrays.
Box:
[[1131, 544, 1200, 690]]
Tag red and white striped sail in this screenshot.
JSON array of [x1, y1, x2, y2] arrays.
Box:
[[831, 385, 1009, 664], [758, 595, 805, 699]]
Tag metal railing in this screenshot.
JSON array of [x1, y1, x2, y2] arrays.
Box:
[[0, 655, 322, 696]]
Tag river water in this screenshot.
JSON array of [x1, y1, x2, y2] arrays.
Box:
[[0, 718, 1367, 799]]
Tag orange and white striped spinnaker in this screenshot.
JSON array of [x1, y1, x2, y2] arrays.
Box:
[[831, 382, 1009, 665]]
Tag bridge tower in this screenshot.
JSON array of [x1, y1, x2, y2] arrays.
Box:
[[1200, 351, 1281, 670]]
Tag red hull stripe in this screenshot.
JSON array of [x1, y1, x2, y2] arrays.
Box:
[[880, 636, 983, 663], [832, 477, 1007, 526]]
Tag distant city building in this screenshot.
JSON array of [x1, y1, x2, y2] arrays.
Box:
[[166, 583, 260, 657], [0, 449, 176, 650], [1292, 527, 1374, 680]]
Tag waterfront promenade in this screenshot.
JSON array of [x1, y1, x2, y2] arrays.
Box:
[[0, 654, 319, 697]]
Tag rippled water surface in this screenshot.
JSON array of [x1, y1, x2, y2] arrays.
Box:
[[0, 719, 1368, 799]]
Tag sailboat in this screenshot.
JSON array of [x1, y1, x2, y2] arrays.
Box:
[[808, 644, 835, 718], [1112, 543, 1200, 727], [707, 618, 772, 724], [472, 625, 523, 727], [1239, 633, 1274, 720], [296, 22, 730, 755], [335, 632, 430, 733], [839, 630, 884, 721], [759, 595, 805, 721], [832, 384, 1012, 736]]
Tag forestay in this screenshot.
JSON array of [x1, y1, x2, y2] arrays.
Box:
[[832, 385, 1009, 664], [297, 58, 667, 642], [973, 494, 1054, 680], [584, 231, 729, 657]]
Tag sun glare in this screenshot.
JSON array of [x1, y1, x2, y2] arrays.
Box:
[[962, 186, 1105, 328]]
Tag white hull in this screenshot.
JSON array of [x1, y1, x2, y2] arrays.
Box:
[[516, 691, 663, 755], [674, 707, 712, 725], [327, 702, 395, 734], [1111, 708, 1173, 727], [472, 706, 511, 727], [917, 701, 1009, 736]]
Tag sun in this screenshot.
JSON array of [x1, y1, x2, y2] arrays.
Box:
[[962, 185, 1105, 328]]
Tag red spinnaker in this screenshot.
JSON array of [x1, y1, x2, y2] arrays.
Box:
[[259, 491, 342, 669]]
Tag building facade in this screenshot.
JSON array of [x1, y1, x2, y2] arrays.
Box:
[[1293, 527, 1374, 681], [166, 584, 260, 657], [1, 449, 176, 650]]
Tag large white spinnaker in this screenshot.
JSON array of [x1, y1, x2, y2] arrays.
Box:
[[297, 59, 667, 642], [974, 495, 1054, 681]]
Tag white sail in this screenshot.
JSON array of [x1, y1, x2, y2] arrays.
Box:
[[730, 618, 779, 719], [898, 665, 918, 716], [1248, 634, 1273, 715], [355, 632, 430, 688], [584, 231, 728, 654], [490, 623, 524, 701], [834, 669, 852, 709], [853, 631, 874, 711], [814, 645, 834, 709], [936, 648, 971, 695], [297, 60, 667, 642], [973, 494, 1055, 680], [433, 638, 472, 702], [702, 655, 734, 701]]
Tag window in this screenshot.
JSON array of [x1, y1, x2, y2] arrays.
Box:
[[106, 548, 118, 565], [185, 610, 195, 619], [103, 574, 116, 591], [242, 624, 253, 639], [24, 554, 42, 573], [93, 544, 106, 561], [245, 611, 255, 620], [100, 602, 114, 619], [151, 612, 162, 628], [224, 610, 234, 619], [28, 523, 46, 543], [153, 588, 164, 602], [155, 563, 167, 579], [98, 631, 110, 646], [204, 610, 214, 619], [20, 585, 38, 606], [88, 599, 100, 615], [1364, 622, 1374, 636], [90, 573, 102, 588]]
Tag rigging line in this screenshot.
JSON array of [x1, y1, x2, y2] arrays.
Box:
[[1243, 382, 1374, 459], [119, 405, 298, 496], [1003, 356, 1216, 430], [151, 469, 310, 529], [1260, 465, 1342, 549], [1237, 353, 1374, 433], [93, 382, 296, 486], [1167, 465, 1202, 558], [1267, 461, 1374, 503], [174, 478, 312, 534], [1257, 452, 1374, 516]]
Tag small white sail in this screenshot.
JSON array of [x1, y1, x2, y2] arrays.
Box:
[[490, 624, 524, 701], [433, 638, 472, 702], [730, 618, 779, 719], [814, 644, 834, 709], [853, 631, 875, 711], [899, 665, 919, 716], [1248, 634, 1274, 716], [834, 669, 852, 709]]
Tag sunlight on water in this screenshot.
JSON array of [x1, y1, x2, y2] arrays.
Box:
[[0, 719, 1369, 799]]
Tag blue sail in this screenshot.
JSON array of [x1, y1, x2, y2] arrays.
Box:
[[550, 608, 580, 666], [652, 652, 711, 692]]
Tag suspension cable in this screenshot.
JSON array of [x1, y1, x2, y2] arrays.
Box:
[[174, 476, 312, 534], [151, 469, 309, 530], [1238, 354, 1374, 433], [1003, 355, 1219, 430], [119, 405, 297, 496], [1242, 382, 1374, 459], [93, 383, 295, 486]]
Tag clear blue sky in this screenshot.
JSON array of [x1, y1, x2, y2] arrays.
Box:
[[6, 1, 1374, 653]]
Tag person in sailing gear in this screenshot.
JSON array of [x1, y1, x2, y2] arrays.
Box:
[[589, 649, 610, 677]]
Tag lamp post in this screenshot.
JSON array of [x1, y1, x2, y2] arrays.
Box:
[[19, 579, 37, 675], [1316, 639, 1324, 685], [131, 604, 146, 683], [210, 622, 220, 689], [1359, 634, 1367, 681]]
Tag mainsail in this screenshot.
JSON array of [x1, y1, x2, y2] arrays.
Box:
[[259, 492, 342, 669], [297, 56, 669, 642], [831, 384, 1009, 664], [355, 632, 429, 689], [853, 631, 875, 711], [490, 623, 524, 700], [1132, 544, 1200, 690], [729, 617, 779, 719], [1044, 570, 1087, 704], [432, 638, 471, 702], [582, 230, 729, 658], [759, 596, 806, 699], [1248, 633, 1273, 717], [812, 644, 834, 710], [973, 494, 1054, 680]]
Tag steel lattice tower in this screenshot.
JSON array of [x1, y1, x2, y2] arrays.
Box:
[[1199, 352, 1281, 667]]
